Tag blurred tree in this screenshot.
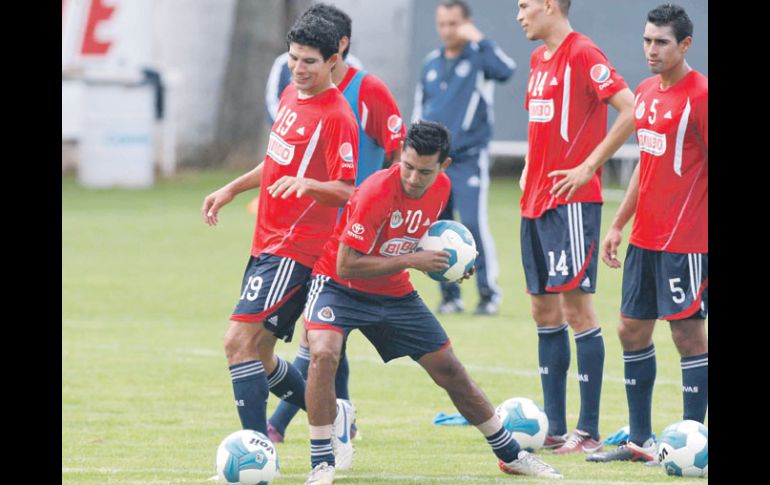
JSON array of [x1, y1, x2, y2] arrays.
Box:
[[210, 0, 311, 168]]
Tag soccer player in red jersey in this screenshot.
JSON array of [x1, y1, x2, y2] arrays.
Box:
[[515, 0, 636, 453], [266, 4, 406, 454], [588, 4, 707, 464], [302, 121, 562, 484], [200, 14, 359, 445]]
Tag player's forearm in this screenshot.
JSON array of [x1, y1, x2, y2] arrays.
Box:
[[337, 245, 415, 279], [305, 179, 354, 207], [478, 39, 515, 81], [610, 162, 640, 231], [583, 90, 636, 173], [222, 162, 265, 196]]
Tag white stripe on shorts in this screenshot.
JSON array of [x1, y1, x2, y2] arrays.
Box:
[[271, 259, 296, 308], [263, 257, 286, 311], [568, 204, 578, 276]]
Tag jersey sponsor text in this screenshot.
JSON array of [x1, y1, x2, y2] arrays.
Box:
[[267, 132, 295, 165]]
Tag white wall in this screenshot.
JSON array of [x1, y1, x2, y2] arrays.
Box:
[[151, 0, 237, 164]]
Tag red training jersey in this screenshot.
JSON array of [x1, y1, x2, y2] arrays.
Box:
[[336, 66, 405, 154], [630, 70, 708, 253], [522, 32, 628, 218], [313, 164, 451, 297], [252, 86, 359, 268]]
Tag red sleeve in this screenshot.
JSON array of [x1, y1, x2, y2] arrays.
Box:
[[322, 111, 359, 181], [358, 75, 405, 153], [693, 84, 708, 152], [339, 177, 391, 254], [575, 42, 627, 102]]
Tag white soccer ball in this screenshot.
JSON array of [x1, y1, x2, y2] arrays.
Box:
[[416, 220, 476, 282], [495, 397, 549, 451], [216, 430, 279, 484], [656, 420, 708, 477]]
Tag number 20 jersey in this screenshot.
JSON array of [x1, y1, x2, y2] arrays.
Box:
[[252, 87, 359, 268], [631, 70, 708, 253], [312, 163, 451, 297]]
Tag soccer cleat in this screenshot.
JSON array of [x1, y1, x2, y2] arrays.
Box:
[[266, 421, 284, 444], [499, 450, 563, 478], [586, 438, 656, 463], [473, 299, 499, 315], [437, 298, 464, 314], [553, 429, 603, 454], [543, 433, 567, 449], [305, 462, 335, 485], [331, 399, 355, 470]]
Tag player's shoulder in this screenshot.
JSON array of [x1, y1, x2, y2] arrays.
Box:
[[636, 75, 658, 93], [422, 48, 442, 64], [359, 72, 398, 104], [321, 88, 357, 119], [356, 165, 401, 200], [687, 70, 708, 95], [569, 32, 610, 60], [570, 32, 601, 50], [434, 172, 451, 193], [530, 44, 546, 64]]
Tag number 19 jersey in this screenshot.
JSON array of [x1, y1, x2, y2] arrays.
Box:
[[253, 86, 359, 268]]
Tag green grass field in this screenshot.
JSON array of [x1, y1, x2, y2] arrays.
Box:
[[62, 171, 707, 484]]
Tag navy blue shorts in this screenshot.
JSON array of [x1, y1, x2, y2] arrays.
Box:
[[231, 253, 311, 342], [621, 244, 708, 321], [303, 276, 450, 362], [520, 202, 601, 295]]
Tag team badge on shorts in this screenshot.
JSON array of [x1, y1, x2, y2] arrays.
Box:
[[318, 306, 336, 322]]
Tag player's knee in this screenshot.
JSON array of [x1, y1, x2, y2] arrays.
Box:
[[670, 324, 707, 357], [430, 358, 467, 390], [223, 322, 260, 364], [531, 304, 562, 325], [224, 334, 252, 364], [310, 346, 341, 372], [617, 319, 652, 350], [563, 309, 592, 332]]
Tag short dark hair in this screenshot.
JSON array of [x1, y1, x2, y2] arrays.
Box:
[[302, 3, 353, 60], [555, 0, 571, 15], [405, 121, 451, 164], [286, 14, 340, 60], [437, 0, 471, 18], [647, 4, 693, 42]]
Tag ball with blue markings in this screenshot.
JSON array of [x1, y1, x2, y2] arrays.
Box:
[[215, 430, 279, 484], [495, 397, 549, 451], [416, 220, 476, 282], [657, 420, 708, 477]]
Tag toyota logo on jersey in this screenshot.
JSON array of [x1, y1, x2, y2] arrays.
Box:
[[339, 142, 354, 162], [590, 64, 611, 83], [387, 115, 402, 134], [351, 223, 365, 235]]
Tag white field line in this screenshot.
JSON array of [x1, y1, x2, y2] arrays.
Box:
[[348, 355, 682, 387], [144, 347, 682, 388], [62, 468, 680, 484]]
